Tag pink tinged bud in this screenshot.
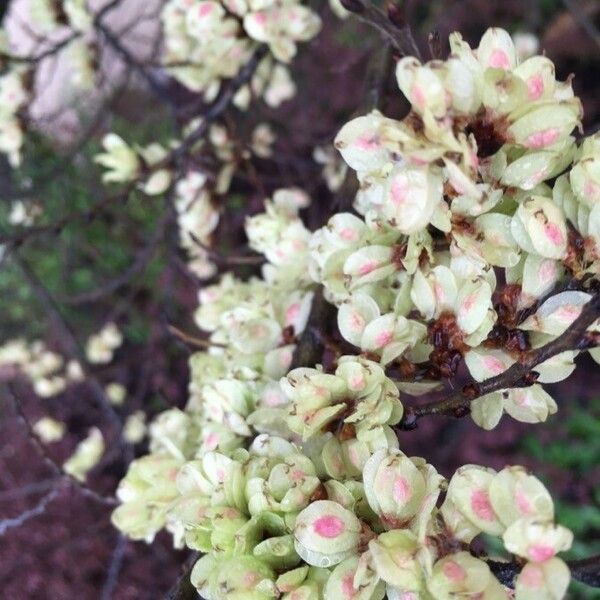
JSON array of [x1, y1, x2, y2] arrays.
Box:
[[483, 356, 506, 375], [527, 74, 544, 100], [355, 134, 380, 151], [584, 178, 599, 200], [280, 349, 292, 366], [488, 49, 510, 69], [513, 390, 530, 407], [544, 222, 564, 246], [470, 151, 479, 169], [442, 560, 467, 582], [254, 12, 268, 24], [458, 293, 477, 317], [391, 177, 409, 206], [315, 385, 329, 398], [349, 447, 361, 467], [434, 283, 445, 304], [525, 128, 561, 149], [286, 303, 301, 324], [216, 468, 226, 482], [358, 260, 379, 275], [515, 487, 533, 515], [291, 469, 306, 481], [539, 260, 556, 283], [470, 489, 496, 521], [400, 594, 418, 600], [520, 563, 545, 589], [340, 228, 359, 241], [265, 392, 281, 406], [168, 467, 179, 481], [342, 572, 357, 598], [393, 476, 412, 503], [313, 515, 345, 538], [556, 304, 582, 321], [292, 239, 306, 251], [198, 3, 213, 16], [205, 432, 219, 450], [350, 312, 366, 331], [410, 84, 426, 109], [243, 571, 258, 586], [375, 330, 394, 347], [528, 544, 555, 562], [349, 374, 366, 390]]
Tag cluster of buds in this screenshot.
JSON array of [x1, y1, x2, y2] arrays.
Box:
[[115, 428, 573, 599], [281, 356, 403, 440], [0, 338, 83, 397], [175, 170, 220, 279], [161, 0, 320, 105], [246, 187, 311, 275], [63, 427, 104, 482], [85, 322, 123, 364], [94, 134, 173, 195], [111, 454, 183, 542]]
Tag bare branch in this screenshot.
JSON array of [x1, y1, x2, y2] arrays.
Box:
[[100, 534, 128, 600], [487, 554, 600, 589], [167, 324, 227, 350], [188, 232, 265, 266], [0, 487, 59, 536], [164, 552, 200, 600]]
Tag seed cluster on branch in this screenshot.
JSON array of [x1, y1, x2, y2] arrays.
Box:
[[2, 1, 598, 598], [108, 21, 600, 600]]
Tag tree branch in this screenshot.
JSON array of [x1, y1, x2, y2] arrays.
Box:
[[290, 288, 336, 370], [164, 552, 200, 600], [170, 46, 268, 166], [487, 554, 600, 589], [397, 291, 600, 429]]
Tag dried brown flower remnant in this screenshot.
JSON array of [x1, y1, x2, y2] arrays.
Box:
[[427, 312, 468, 378]]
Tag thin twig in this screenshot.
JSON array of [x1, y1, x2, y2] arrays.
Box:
[[189, 232, 264, 266], [0, 487, 59, 536], [7, 384, 118, 506], [100, 534, 128, 600], [167, 325, 227, 350], [171, 46, 269, 165], [56, 210, 171, 305], [340, 0, 422, 58]]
